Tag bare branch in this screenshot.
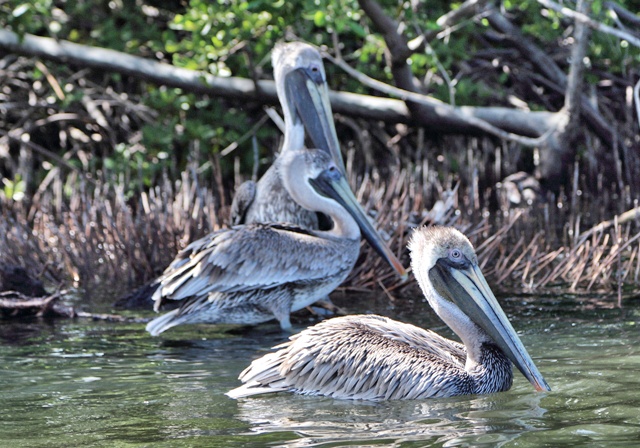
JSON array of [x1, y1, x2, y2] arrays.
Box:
[[0, 28, 559, 138], [219, 112, 271, 157], [537, 0, 640, 48], [561, 0, 591, 138], [580, 206, 640, 240], [604, 1, 640, 28], [635, 78, 640, 129], [0, 128, 98, 185], [486, 9, 566, 87], [322, 51, 557, 146], [436, 0, 491, 28], [0, 28, 276, 97], [486, 8, 619, 150], [356, 0, 562, 145], [356, 0, 414, 89]]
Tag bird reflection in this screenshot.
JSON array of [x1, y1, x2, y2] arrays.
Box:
[[231, 390, 546, 446]]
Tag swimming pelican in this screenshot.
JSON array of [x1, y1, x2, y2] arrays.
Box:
[[227, 226, 550, 400], [145, 148, 406, 336], [230, 41, 344, 228]]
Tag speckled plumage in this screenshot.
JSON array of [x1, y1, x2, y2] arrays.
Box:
[[146, 224, 358, 335], [228, 314, 513, 400], [236, 167, 320, 229], [227, 226, 549, 400]]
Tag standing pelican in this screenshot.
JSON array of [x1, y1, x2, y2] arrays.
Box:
[[229, 42, 404, 312], [145, 148, 406, 336], [230, 41, 344, 228], [227, 226, 550, 400]]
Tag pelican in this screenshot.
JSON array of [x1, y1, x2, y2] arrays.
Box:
[[227, 226, 550, 400], [230, 41, 345, 228], [145, 148, 406, 336], [230, 42, 404, 311]]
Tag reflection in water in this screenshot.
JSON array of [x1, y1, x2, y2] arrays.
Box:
[[0, 320, 59, 345], [234, 390, 547, 446], [2, 296, 640, 446]]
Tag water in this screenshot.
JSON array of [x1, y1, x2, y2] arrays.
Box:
[[2, 293, 640, 447]]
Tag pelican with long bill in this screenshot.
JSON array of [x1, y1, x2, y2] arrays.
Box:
[[146, 148, 406, 336], [229, 41, 404, 280], [228, 226, 550, 400]]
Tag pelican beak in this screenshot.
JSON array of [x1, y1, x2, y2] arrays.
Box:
[[310, 170, 407, 280], [284, 68, 345, 174], [430, 261, 551, 392]]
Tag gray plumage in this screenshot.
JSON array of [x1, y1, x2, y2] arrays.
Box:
[[230, 42, 405, 280], [146, 223, 358, 336], [229, 181, 256, 226], [146, 42, 407, 336], [227, 226, 550, 400], [230, 42, 341, 228], [146, 147, 401, 336]]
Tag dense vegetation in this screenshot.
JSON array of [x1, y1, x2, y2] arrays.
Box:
[[0, 0, 639, 303]]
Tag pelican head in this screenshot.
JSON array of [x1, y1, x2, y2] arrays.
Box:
[[273, 42, 344, 173], [409, 226, 550, 392], [280, 148, 406, 278]]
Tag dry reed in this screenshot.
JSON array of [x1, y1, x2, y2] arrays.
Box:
[[2, 151, 640, 307]]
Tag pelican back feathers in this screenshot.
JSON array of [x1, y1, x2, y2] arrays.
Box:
[[146, 223, 359, 335], [227, 314, 514, 400]]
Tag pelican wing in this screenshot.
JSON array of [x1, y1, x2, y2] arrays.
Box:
[[228, 315, 468, 400], [154, 223, 355, 307]]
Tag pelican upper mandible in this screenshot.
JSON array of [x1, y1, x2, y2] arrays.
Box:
[[145, 148, 406, 336], [227, 226, 550, 400], [230, 41, 344, 229]]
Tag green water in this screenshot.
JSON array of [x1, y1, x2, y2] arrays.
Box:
[[2, 294, 640, 447]]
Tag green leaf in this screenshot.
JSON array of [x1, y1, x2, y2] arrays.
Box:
[[347, 21, 366, 38], [313, 10, 326, 27]]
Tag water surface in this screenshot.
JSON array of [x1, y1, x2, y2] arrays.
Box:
[[2, 293, 640, 447]]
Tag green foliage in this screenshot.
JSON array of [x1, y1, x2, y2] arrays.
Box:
[[167, 0, 290, 75], [1, 0, 638, 196], [3, 0, 161, 52], [2, 0, 637, 101], [3, 1, 53, 36], [516, 0, 639, 79]]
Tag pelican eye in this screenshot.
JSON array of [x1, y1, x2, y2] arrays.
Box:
[[449, 248, 463, 261], [323, 165, 340, 181], [443, 248, 468, 269], [306, 64, 324, 83]]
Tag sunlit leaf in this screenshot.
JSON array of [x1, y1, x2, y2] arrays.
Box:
[[314, 10, 326, 27]]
